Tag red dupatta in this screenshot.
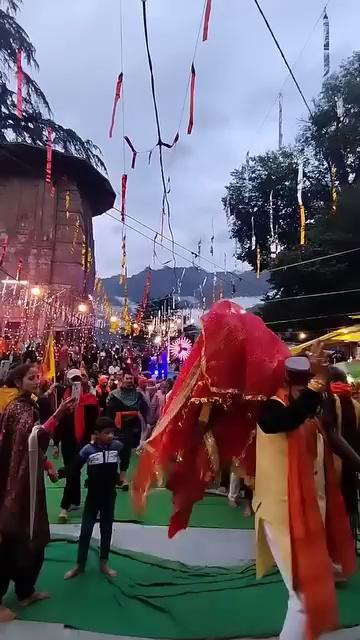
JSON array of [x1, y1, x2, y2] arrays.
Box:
[[288, 419, 356, 640], [64, 387, 98, 444]]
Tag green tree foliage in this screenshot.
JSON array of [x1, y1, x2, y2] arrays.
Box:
[[225, 51, 360, 332], [0, 0, 105, 171]]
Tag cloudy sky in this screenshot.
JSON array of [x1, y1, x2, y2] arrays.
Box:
[[21, 0, 360, 278]]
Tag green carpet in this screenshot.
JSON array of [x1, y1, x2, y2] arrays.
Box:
[[46, 453, 254, 529], [7, 541, 360, 638]]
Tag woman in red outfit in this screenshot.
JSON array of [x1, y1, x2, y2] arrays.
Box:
[[0, 364, 74, 622]]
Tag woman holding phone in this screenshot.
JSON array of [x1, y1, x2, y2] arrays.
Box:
[[53, 369, 99, 523]]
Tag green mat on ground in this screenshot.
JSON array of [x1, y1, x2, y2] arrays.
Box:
[[7, 540, 360, 638], [46, 453, 254, 530]]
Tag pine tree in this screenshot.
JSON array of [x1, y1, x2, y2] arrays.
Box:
[[0, 0, 106, 171]]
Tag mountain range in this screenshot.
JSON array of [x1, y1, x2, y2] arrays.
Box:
[[102, 266, 269, 308]]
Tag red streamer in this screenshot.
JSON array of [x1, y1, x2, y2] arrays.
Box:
[[46, 127, 53, 184], [124, 136, 137, 169], [16, 49, 24, 118], [109, 72, 123, 139], [16, 259, 23, 281], [134, 268, 152, 334], [202, 0, 212, 41], [121, 174, 128, 223], [187, 65, 196, 135], [0, 236, 8, 267]]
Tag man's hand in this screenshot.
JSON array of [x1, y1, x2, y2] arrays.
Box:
[[307, 341, 329, 384], [53, 397, 77, 422]]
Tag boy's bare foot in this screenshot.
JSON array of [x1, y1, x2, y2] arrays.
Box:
[[100, 561, 117, 578], [0, 605, 16, 622], [58, 509, 68, 524], [64, 565, 83, 580], [19, 592, 51, 607]]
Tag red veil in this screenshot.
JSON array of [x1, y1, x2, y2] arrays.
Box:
[[133, 301, 289, 537]]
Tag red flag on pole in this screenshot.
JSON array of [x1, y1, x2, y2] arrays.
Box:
[[109, 72, 123, 139], [46, 127, 53, 184], [121, 174, 128, 223], [16, 49, 24, 118], [187, 64, 196, 135], [202, 0, 212, 42]]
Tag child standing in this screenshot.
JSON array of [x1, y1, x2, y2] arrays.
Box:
[[59, 417, 122, 579]]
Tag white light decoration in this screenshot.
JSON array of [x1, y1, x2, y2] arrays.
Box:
[[78, 302, 88, 314], [31, 286, 42, 297], [154, 335, 162, 345], [170, 336, 192, 362]]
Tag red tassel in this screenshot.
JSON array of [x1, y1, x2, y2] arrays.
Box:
[[16, 258, 23, 281], [124, 136, 137, 169], [121, 174, 128, 223], [46, 127, 53, 184], [109, 72, 123, 139], [202, 0, 212, 41], [187, 64, 196, 135], [16, 49, 24, 118], [0, 236, 8, 267]]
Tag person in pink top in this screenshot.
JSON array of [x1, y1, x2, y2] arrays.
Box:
[[0, 364, 75, 622]]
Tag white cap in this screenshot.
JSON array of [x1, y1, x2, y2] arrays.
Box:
[[67, 368, 81, 380]]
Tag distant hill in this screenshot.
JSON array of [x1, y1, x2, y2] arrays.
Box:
[[102, 266, 269, 307]]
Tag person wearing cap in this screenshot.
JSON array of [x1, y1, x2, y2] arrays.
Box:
[[253, 347, 360, 640], [53, 369, 99, 523]]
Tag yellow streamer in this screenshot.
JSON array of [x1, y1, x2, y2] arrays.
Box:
[[331, 164, 337, 214], [71, 216, 80, 255], [300, 205, 306, 245], [256, 244, 261, 279]]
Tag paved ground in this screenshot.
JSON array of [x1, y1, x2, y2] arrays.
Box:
[[2, 525, 359, 640]]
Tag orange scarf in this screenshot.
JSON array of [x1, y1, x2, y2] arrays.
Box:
[[288, 419, 356, 639]]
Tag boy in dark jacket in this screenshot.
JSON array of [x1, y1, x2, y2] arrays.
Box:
[[59, 416, 122, 579]]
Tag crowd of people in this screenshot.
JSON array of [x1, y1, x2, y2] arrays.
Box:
[[0, 308, 360, 640], [0, 338, 176, 622]]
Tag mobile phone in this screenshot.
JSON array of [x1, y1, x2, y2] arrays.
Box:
[[71, 381, 81, 404]]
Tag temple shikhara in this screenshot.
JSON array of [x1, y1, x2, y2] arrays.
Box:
[[0, 143, 115, 342]]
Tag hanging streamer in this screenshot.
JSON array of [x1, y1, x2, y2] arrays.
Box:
[[210, 218, 215, 256], [120, 174, 128, 222], [212, 272, 217, 303], [120, 232, 127, 284], [134, 268, 152, 335], [278, 92, 283, 149], [331, 164, 337, 215], [65, 190, 70, 218], [323, 10, 330, 78], [71, 216, 80, 254], [124, 136, 138, 169], [202, 0, 212, 42], [197, 239, 202, 264], [87, 246, 92, 271], [16, 258, 23, 281], [251, 216, 256, 250], [109, 72, 123, 139], [224, 252, 227, 274], [16, 48, 24, 118], [162, 132, 179, 149], [0, 236, 8, 267], [46, 127, 53, 185], [256, 244, 261, 279], [81, 236, 87, 271], [297, 160, 306, 245], [269, 190, 277, 259], [187, 64, 196, 135]]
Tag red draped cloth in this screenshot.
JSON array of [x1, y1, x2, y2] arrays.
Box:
[[133, 301, 289, 536]]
